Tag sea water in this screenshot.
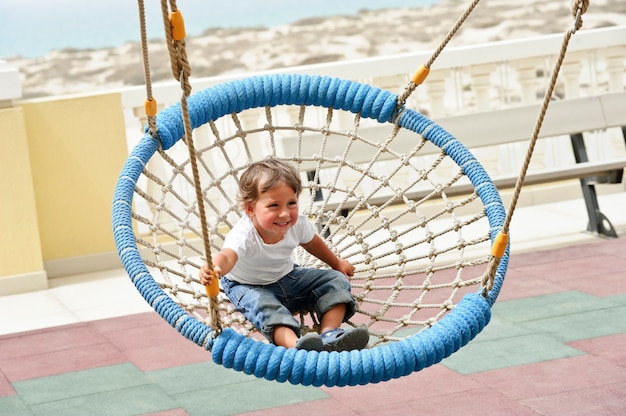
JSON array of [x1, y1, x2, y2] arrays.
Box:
[[0, 0, 438, 59]]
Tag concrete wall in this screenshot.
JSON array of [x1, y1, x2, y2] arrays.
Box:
[[0, 93, 129, 295]]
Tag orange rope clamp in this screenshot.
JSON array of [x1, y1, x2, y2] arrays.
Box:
[[169, 10, 186, 40], [491, 231, 509, 258], [411, 65, 430, 86], [144, 98, 157, 117], [206, 271, 220, 297]]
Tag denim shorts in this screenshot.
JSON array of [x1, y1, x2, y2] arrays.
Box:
[[220, 266, 356, 343]]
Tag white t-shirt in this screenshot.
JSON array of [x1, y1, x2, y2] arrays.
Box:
[[223, 214, 316, 285]]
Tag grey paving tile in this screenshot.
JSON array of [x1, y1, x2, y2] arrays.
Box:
[[492, 291, 620, 323], [174, 379, 327, 416], [28, 384, 177, 416], [147, 362, 251, 395], [441, 333, 584, 374], [0, 395, 31, 416], [519, 305, 626, 343], [12, 363, 149, 405], [608, 292, 626, 306], [469, 315, 534, 342]]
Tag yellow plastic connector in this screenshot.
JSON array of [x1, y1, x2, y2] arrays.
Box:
[[411, 65, 430, 86], [491, 231, 509, 258], [144, 98, 157, 117], [169, 10, 186, 40], [205, 270, 220, 297]]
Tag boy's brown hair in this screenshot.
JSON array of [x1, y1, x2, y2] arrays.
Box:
[[238, 158, 302, 207]]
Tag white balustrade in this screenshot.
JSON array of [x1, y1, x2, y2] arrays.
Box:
[[119, 26, 626, 215]]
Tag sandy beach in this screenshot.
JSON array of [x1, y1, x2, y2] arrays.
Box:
[[7, 0, 624, 99]]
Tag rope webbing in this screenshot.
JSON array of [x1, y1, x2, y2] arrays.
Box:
[[480, 0, 590, 294]]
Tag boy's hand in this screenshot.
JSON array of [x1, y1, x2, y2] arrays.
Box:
[[335, 258, 355, 278], [199, 263, 220, 286]]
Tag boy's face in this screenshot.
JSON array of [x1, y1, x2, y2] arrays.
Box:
[[245, 180, 299, 244]]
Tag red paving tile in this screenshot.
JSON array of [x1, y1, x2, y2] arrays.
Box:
[[98, 319, 212, 371], [320, 365, 479, 410], [89, 311, 164, 333], [357, 389, 538, 416], [121, 339, 211, 372], [0, 323, 107, 360], [2, 237, 626, 415], [0, 342, 127, 382], [0, 371, 15, 398], [468, 355, 626, 401], [510, 256, 618, 285], [236, 398, 358, 416], [520, 382, 626, 416], [143, 409, 190, 416], [569, 333, 626, 366], [496, 269, 567, 301]]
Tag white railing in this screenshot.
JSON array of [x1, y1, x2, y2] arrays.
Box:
[[121, 26, 625, 128], [120, 26, 626, 212]]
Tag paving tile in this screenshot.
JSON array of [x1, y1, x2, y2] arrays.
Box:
[[12, 363, 149, 405], [121, 340, 211, 372], [468, 315, 534, 342], [0, 291, 80, 336], [568, 333, 626, 366], [28, 384, 178, 416], [147, 362, 252, 395], [234, 397, 358, 416], [98, 320, 211, 371], [520, 381, 626, 416], [508, 242, 603, 268], [492, 291, 619, 323], [608, 292, 626, 306], [143, 410, 190, 416], [0, 370, 15, 397], [441, 333, 584, 374], [561, 269, 626, 296], [358, 388, 538, 416], [468, 355, 626, 400], [519, 305, 626, 343], [320, 365, 479, 411], [89, 311, 165, 333], [149, 361, 328, 416], [495, 269, 567, 301], [0, 342, 128, 382], [0, 323, 106, 360], [174, 378, 327, 416], [536, 255, 626, 282], [0, 396, 30, 416]]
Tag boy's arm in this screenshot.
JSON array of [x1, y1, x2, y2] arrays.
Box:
[[199, 248, 238, 285], [301, 234, 354, 277], [212, 248, 238, 276]]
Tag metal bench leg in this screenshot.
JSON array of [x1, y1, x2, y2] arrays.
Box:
[[570, 133, 618, 238], [307, 170, 331, 238]]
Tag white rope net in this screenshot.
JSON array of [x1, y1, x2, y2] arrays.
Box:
[[132, 102, 493, 347]]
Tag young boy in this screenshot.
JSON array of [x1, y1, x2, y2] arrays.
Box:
[[199, 158, 368, 352]]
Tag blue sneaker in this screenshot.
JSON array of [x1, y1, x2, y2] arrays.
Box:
[[295, 332, 324, 351], [321, 327, 369, 352]]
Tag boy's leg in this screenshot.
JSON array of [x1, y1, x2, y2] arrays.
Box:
[[282, 267, 356, 322], [221, 277, 301, 343], [320, 303, 346, 333]]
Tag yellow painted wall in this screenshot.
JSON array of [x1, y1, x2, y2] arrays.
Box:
[[21, 93, 128, 261], [0, 107, 44, 276]]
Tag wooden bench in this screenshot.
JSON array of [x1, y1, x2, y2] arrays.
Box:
[[278, 91, 626, 237]]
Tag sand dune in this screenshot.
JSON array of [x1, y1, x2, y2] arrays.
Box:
[[7, 0, 623, 99]]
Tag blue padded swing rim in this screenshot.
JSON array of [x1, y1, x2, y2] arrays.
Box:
[[112, 73, 509, 387]]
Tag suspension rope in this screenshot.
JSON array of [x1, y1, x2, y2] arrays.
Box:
[[137, 0, 158, 135], [157, 0, 222, 333], [398, 0, 482, 106], [480, 0, 589, 295]]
